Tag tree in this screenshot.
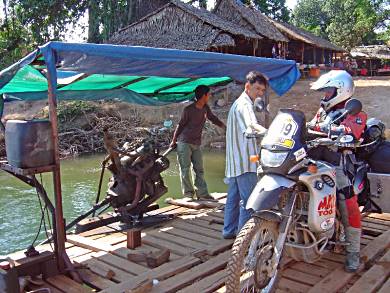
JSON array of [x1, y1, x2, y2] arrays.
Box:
[[6, 0, 87, 44], [89, 0, 170, 42], [292, 0, 328, 38], [0, 16, 35, 68], [252, 0, 290, 22], [292, 0, 390, 49]]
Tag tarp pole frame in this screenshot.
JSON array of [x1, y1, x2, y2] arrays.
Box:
[[0, 96, 4, 131], [41, 45, 67, 272]]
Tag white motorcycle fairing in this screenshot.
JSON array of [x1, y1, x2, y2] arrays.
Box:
[[246, 174, 296, 212]]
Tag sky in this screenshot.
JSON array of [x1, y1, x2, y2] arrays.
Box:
[[286, 0, 298, 10]]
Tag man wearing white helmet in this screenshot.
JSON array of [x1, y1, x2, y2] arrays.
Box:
[[307, 70, 367, 273]]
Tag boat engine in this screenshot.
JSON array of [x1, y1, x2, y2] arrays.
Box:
[[73, 129, 172, 233]]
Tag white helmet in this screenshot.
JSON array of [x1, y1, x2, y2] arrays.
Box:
[[311, 70, 354, 111]]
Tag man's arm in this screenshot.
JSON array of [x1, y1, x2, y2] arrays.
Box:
[[241, 103, 266, 134], [170, 108, 188, 147], [206, 105, 226, 129]]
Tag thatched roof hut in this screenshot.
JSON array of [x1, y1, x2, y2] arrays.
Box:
[[109, 0, 261, 51], [268, 20, 344, 52], [351, 45, 390, 60], [214, 0, 288, 43], [265, 18, 344, 64]]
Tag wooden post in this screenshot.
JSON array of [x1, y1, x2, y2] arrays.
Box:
[[45, 50, 66, 272], [370, 59, 372, 76], [322, 48, 325, 64], [264, 88, 270, 128], [253, 40, 258, 56], [301, 43, 305, 64], [127, 229, 141, 249], [313, 47, 316, 64]]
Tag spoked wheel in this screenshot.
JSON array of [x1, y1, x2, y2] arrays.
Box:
[[226, 217, 280, 293]]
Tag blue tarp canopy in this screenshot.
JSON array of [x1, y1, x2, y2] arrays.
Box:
[[0, 42, 300, 107]]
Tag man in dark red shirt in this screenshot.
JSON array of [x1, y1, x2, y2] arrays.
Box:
[[170, 85, 226, 200]]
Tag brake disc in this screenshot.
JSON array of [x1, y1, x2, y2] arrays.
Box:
[[254, 245, 275, 289]]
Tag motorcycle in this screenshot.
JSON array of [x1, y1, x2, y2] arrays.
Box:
[[225, 99, 390, 292]]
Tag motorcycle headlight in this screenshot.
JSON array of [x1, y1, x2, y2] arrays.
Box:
[[260, 149, 288, 167]]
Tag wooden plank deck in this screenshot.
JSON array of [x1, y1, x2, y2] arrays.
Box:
[[9, 193, 390, 293]]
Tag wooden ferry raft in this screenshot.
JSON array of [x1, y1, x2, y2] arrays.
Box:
[[7, 193, 390, 293]]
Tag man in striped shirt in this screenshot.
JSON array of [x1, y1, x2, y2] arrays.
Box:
[[223, 71, 267, 239]]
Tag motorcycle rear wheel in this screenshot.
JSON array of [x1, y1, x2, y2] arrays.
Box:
[[226, 217, 280, 293]]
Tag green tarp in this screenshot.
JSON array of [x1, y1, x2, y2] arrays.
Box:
[[1, 65, 231, 104]]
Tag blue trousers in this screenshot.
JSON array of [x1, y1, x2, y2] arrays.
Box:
[[223, 172, 257, 237]]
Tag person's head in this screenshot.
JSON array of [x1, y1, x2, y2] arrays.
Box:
[[310, 70, 354, 111], [245, 71, 268, 100], [194, 85, 210, 104]]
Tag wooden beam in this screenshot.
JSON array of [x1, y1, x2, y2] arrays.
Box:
[[46, 56, 66, 272], [66, 234, 115, 253], [151, 250, 230, 293], [99, 256, 202, 293], [308, 229, 390, 292], [176, 269, 227, 293], [346, 250, 390, 293]]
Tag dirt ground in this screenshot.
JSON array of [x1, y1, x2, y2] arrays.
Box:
[[1, 76, 389, 151], [267, 76, 390, 127]]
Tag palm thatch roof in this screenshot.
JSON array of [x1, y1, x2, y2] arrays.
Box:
[[351, 45, 390, 60], [214, 0, 288, 42], [109, 0, 261, 51], [266, 18, 345, 52]]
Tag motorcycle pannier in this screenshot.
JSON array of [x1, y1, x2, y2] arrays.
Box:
[[368, 141, 390, 173]]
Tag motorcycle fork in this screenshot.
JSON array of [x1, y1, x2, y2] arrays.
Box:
[[270, 191, 298, 274]]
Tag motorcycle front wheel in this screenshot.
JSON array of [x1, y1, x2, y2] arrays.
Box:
[[226, 217, 280, 293]]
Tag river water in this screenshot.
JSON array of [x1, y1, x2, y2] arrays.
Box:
[[0, 151, 226, 255]]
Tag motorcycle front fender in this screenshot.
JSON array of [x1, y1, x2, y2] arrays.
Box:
[[246, 174, 296, 212]]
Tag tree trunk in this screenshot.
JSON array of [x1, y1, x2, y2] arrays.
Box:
[[127, 0, 137, 24], [199, 0, 207, 9], [88, 0, 101, 43]]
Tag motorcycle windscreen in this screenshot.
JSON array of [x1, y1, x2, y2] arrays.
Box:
[[260, 109, 307, 174], [262, 109, 306, 151]]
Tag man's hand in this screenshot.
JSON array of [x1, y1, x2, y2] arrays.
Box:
[[169, 141, 177, 149], [251, 123, 267, 135]]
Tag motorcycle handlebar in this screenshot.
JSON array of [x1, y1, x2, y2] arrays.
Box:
[[245, 132, 266, 139]]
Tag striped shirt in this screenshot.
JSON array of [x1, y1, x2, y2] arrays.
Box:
[[225, 92, 260, 178]]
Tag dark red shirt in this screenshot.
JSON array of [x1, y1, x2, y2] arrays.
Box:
[[176, 103, 224, 145]]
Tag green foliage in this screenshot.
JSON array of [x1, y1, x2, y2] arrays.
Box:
[[291, 0, 328, 38], [252, 0, 290, 22], [292, 0, 390, 49], [0, 16, 35, 68], [57, 101, 96, 123], [377, 28, 390, 45], [6, 0, 87, 44]]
